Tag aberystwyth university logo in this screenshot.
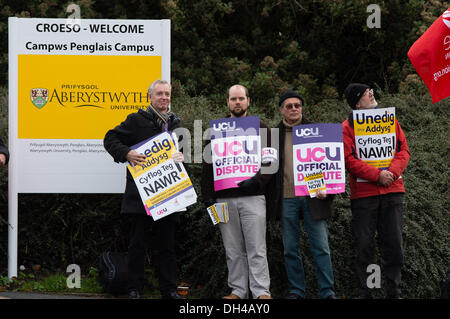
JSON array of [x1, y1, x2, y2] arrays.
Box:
[[29, 84, 149, 110], [19, 54, 160, 139], [30, 88, 49, 109]]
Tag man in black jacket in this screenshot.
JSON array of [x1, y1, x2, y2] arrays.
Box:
[[104, 79, 184, 299], [201, 84, 273, 299], [265, 90, 337, 299]]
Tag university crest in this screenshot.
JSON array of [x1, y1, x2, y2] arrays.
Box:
[[30, 88, 49, 109]]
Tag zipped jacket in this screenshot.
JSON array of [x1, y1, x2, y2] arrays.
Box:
[[342, 112, 410, 200]]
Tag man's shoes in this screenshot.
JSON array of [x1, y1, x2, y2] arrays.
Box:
[[162, 291, 185, 299], [222, 293, 240, 299], [285, 293, 304, 299], [128, 290, 141, 299], [257, 295, 272, 299], [326, 294, 339, 299]]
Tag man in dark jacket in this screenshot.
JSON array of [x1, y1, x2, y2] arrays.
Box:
[[104, 79, 184, 299], [201, 84, 273, 299], [265, 90, 337, 299], [0, 138, 9, 167]]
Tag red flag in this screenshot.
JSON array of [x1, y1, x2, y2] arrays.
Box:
[[407, 8, 450, 103]]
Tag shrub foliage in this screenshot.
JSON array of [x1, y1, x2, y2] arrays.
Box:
[[0, 0, 449, 298], [1, 85, 449, 298]]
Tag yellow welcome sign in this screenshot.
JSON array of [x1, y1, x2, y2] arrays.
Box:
[[18, 54, 161, 139]]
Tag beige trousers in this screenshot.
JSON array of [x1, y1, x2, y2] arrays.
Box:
[[217, 195, 271, 299]]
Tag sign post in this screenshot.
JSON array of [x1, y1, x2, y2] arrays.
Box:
[[292, 123, 345, 196], [127, 132, 197, 220], [8, 17, 170, 278], [352, 107, 396, 182], [209, 117, 261, 191]]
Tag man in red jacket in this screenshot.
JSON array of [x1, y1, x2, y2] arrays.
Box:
[[342, 83, 410, 299]]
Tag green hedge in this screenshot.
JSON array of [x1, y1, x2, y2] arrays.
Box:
[[1, 85, 448, 298], [0, 0, 448, 104], [173, 86, 450, 299], [0, 0, 448, 298]]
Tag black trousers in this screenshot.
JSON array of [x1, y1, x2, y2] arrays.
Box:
[[127, 213, 178, 295], [351, 193, 404, 297]]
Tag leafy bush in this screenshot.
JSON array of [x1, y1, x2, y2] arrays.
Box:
[[174, 87, 450, 299], [0, 0, 448, 298], [1, 0, 449, 104]]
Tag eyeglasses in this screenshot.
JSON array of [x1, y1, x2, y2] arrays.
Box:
[[363, 89, 374, 97], [284, 103, 302, 110]]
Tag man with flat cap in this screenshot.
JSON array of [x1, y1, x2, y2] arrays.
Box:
[[265, 90, 337, 299], [342, 83, 410, 299]]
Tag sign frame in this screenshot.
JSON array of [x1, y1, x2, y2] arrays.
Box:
[[8, 17, 171, 279]]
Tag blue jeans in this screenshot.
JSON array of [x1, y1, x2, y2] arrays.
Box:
[[281, 197, 335, 299]]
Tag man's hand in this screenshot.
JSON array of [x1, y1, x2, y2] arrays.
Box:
[[0, 154, 6, 167], [237, 178, 260, 194], [126, 150, 147, 167], [378, 170, 394, 186], [316, 189, 327, 200], [172, 151, 184, 163]]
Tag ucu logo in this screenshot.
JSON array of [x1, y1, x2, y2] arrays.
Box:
[[156, 208, 168, 215], [214, 140, 258, 156], [213, 121, 236, 132], [295, 127, 319, 137], [262, 148, 275, 156], [296, 147, 341, 162]]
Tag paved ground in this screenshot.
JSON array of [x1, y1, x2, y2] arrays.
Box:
[[0, 291, 116, 299]]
